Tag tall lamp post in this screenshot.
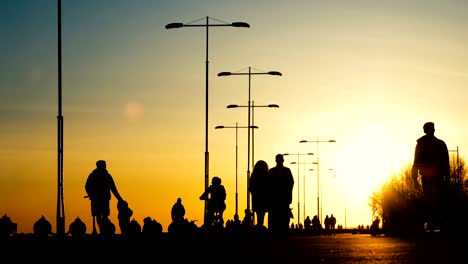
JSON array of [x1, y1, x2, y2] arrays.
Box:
[[449, 146, 460, 179], [300, 138, 336, 223], [215, 123, 258, 217], [290, 162, 317, 221], [56, 0, 65, 236], [166, 17, 250, 225], [283, 153, 314, 225], [226, 103, 279, 212], [321, 169, 335, 223]]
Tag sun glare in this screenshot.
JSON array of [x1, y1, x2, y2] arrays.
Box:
[[125, 101, 144, 121]]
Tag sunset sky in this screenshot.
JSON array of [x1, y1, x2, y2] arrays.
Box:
[[1, 0, 467, 234]]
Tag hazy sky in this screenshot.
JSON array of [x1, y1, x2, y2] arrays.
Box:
[[1, 0, 467, 234]]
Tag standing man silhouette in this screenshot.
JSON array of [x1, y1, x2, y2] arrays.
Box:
[[412, 122, 450, 231], [268, 154, 294, 239], [85, 160, 124, 235]]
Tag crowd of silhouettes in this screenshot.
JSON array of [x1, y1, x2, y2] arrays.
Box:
[[2, 126, 457, 240]]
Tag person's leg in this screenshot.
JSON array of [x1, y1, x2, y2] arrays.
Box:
[[257, 211, 265, 227], [422, 176, 435, 230]]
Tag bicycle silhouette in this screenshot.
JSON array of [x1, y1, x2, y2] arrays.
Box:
[[199, 176, 227, 228]]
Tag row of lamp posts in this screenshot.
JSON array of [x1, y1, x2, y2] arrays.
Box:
[[166, 17, 283, 225]]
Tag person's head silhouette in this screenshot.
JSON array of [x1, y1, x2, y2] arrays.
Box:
[[96, 160, 106, 169], [275, 154, 284, 166], [212, 176, 221, 186], [423, 122, 435, 135]]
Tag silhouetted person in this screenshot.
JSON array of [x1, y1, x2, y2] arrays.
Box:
[[200, 176, 227, 227], [312, 215, 320, 235], [324, 215, 331, 236], [304, 216, 312, 230], [142, 216, 163, 240], [127, 218, 141, 239], [85, 160, 124, 235], [171, 197, 186, 224], [241, 208, 254, 231], [249, 160, 270, 229], [370, 217, 381, 236], [268, 154, 294, 239], [412, 122, 450, 231], [117, 200, 133, 237], [330, 214, 336, 236]]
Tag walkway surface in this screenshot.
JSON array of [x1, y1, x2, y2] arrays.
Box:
[[4, 232, 466, 263]]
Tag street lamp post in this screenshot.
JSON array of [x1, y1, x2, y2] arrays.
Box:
[[449, 146, 460, 179], [283, 153, 314, 225], [300, 138, 336, 224], [215, 123, 258, 217], [321, 169, 335, 224], [56, 0, 65, 236], [308, 168, 315, 221], [166, 17, 250, 225], [226, 103, 279, 212], [219, 67, 282, 213], [290, 162, 317, 222]]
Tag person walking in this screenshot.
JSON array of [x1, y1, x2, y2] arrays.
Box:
[[249, 160, 270, 230], [267, 154, 294, 239], [330, 214, 337, 236], [412, 122, 450, 231], [85, 160, 124, 235]]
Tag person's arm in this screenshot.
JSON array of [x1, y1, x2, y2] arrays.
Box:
[[412, 144, 421, 187], [442, 141, 451, 178], [109, 175, 123, 202], [200, 187, 209, 200]]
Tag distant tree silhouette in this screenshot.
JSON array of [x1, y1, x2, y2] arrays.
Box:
[[370, 155, 467, 237]]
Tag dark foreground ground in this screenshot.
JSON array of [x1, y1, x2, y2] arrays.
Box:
[[3, 232, 467, 263]]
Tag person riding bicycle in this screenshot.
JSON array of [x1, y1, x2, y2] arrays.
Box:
[[200, 176, 226, 226]]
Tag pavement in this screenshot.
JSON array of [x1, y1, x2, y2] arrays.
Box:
[[3, 232, 467, 263]]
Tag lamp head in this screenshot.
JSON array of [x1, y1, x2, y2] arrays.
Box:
[[218, 72, 232, 77], [268, 71, 282, 76], [227, 104, 239, 108], [299, 140, 308, 143], [231, 22, 250, 28], [165, 23, 184, 29], [267, 104, 279, 108], [215, 126, 224, 129]]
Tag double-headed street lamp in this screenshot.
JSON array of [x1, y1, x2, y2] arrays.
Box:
[[283, 153, 314, 225], [300, 139, 336, 223], [215, 123, 258, 217], [219, 68, 282, 211], [166, 17, 250, 225], [227, 103, 279, 211]]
